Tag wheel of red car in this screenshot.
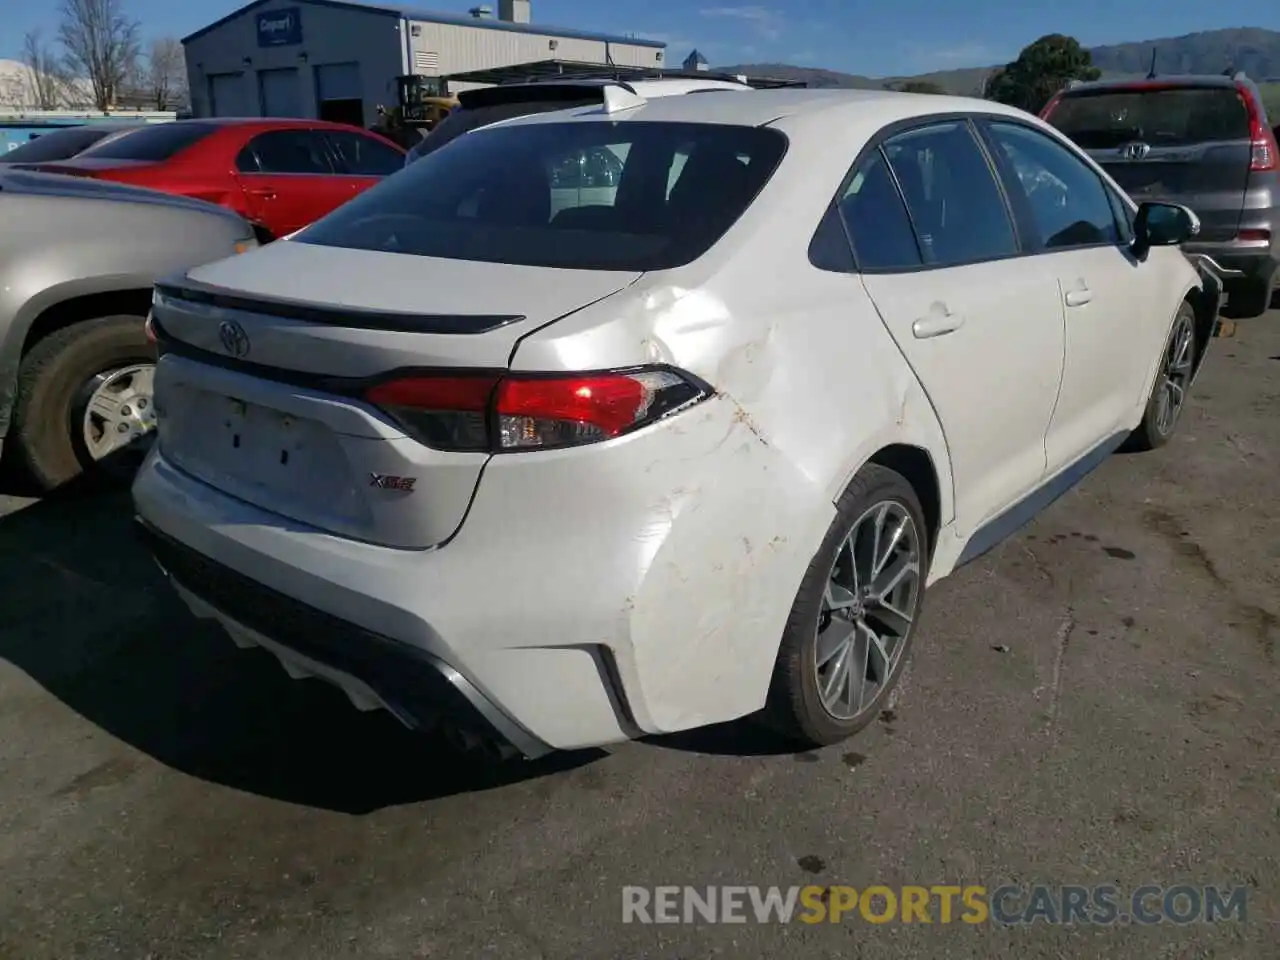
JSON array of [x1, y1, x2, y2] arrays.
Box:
[[11, 315, 156, 492]]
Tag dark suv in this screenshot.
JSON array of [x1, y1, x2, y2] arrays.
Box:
[[1042, 74, 1280, 317]]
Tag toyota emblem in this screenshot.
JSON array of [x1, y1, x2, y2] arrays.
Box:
[[218, 319, 250, 358], [1120, 142, 1151, 161]]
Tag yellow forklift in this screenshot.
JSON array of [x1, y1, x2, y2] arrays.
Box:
[[392, 74, 459, 142]]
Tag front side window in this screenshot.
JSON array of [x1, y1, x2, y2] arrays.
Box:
[[880, 122, 1019, 267], [986, 122, 1119, 250], [296, 121, 788, 271], [327, 130, 404, 176]]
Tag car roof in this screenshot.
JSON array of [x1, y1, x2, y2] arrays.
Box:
[[488, 87, 1032, 131], [170, 117, 380, 133], [1060, 74, 1245, 94]]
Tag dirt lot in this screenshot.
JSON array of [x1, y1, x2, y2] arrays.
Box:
[[1, 314, 1278, 960]]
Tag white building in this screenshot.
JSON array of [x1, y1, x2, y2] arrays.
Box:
[[181, 0, 667, 127], [0, 59, 96, 110]]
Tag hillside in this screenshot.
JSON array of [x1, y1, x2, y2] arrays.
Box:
[[722, 26, 1280, 97]]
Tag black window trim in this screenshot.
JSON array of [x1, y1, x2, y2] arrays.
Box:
[[809, 111, 1146, 277], [973, 117, 1129, 257]]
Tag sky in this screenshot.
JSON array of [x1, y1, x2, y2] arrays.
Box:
[[3, 0, 1280, 77]]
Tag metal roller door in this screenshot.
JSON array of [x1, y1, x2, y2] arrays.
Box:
[[258, 68, 302, 117], [315, 62, 362, 102], [315, 62, 365, 127], [208, 73, 248, 117]]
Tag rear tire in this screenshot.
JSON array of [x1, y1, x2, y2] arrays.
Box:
[[765, 464, 927, 747], [11, 315, 156, 492], [1127, 301, 1197, 452]]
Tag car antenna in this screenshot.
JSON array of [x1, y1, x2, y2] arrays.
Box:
[[1146, 47, 1157, 79]]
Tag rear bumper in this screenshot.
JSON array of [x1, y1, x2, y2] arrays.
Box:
[[1181, 239, 1277, 284], [136, 518, 552, 760], [131, 394, 827, 754]]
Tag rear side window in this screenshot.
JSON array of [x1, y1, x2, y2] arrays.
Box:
[[1046, 87, 1251, 149], [880, 122, 1019, 267], [297, 121, 788, 271], [838, 149, 922, 270], [239, 130, 335, 174], [77, 122, 218, 161]]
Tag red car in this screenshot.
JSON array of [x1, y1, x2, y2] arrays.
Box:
[[19, 118, 406, 241]]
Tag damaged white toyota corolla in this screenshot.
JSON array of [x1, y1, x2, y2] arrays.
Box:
[[133, 85, 1219, 759]]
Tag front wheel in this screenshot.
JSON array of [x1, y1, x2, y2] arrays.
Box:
[[1127, 301, 1197, 452], [10, 315, 157, 492], [766, 464, 927, 747]]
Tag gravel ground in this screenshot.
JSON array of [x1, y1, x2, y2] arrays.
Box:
[[1, 312, 1278, 959]]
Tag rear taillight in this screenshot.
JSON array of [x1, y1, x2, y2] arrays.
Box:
[[363, 367, 711, 453], [1039, 92, 1063, 121], [1237, 82, 1278, 172]]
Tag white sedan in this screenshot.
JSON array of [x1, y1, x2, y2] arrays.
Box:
[[133, 86, 1218, 759]]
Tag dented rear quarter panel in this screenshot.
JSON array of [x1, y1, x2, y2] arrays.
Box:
[[503, 150, 956, 728]]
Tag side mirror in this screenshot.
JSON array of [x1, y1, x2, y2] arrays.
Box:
[[1131, 201, 1199, 261]]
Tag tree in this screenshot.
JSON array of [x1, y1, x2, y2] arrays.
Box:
[[58, 0, 141, 111], [985, 34, 1100, 114], [890, 80, 946, 95], [143, 37, 187, 110], [22, 30, 66, 109]]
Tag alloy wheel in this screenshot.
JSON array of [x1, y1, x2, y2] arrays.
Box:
[[1154, 312, 1196, 437], [814, 500, 922, 721]]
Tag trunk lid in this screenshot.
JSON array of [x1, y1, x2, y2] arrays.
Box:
[[151, 239, 641, 548], [1045, 84, 1254, 242]]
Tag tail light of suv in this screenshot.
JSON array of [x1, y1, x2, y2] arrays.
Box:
[[1237, 82, 1278, 172], [363, 366, 713, 453]]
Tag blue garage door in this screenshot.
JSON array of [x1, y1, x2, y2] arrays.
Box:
[[315, 62, 362, 102], [258, 68, 302, 117], [208, 73, 249, 117], [314, 62, 366, 127]]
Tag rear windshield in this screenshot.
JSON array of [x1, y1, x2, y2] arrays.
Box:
[[1046, 87, 1250, 149], [298, 121, 788, 271], [407, 98, 599, 164], [0, 126, 117, 163], [77, 122, 219, 161]]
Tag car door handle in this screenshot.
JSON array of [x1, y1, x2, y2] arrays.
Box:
[[1064, 287, 1093, 307], [912, 305, 965, 339], [246, 187, 276, 199]]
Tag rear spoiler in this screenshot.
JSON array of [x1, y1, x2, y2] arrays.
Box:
[[457, 80, 629, 110], [458, 80, 654, 116]]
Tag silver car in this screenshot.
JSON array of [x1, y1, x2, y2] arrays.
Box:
[[0, 170, 257, 490], [1043, 73, 1279, 318]]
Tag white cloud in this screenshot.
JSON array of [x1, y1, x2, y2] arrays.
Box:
[[700, 5, 784, 42]]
